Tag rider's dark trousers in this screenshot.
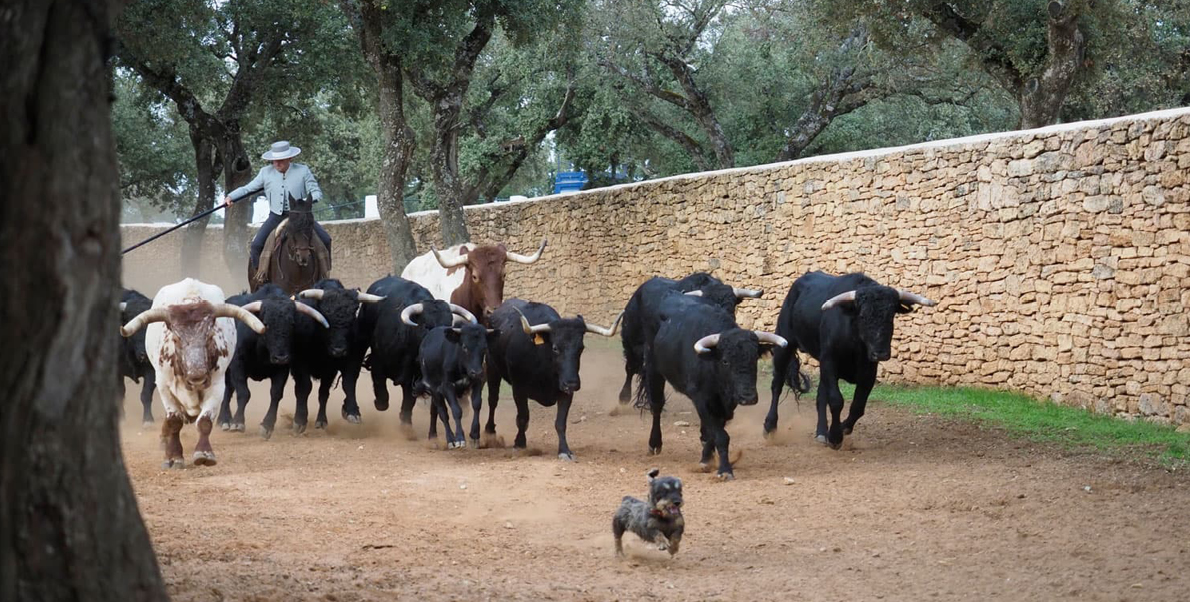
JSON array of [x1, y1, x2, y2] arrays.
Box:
[[250, 211, 332, 270]]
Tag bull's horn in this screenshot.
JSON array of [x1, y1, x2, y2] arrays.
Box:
[[898, 290, 937, 307], [514, 307, 551, 335], [684, 290, 703, 297], [448, 303, 478, 324], [693, 333, 721, 354], [506, 237, 547, 265], [400, 303, 425, 326], [120, 308, 168, 338], [215, 303, 266, 334], [753, 331, 788, 348], [733, 287, 763, 299], [119, 302, 127, 312], [297, 289, 324, 301], [585, 311, 625, 337], [356, 292, 385, 304], [821, 290, 857, 311], [242, 301, 264, 314], [431, 245, 469, 269], [452, 314, 470, 326], [294, 301, 330, 328]]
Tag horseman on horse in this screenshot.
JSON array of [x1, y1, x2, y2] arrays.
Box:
[[223, 141, 332, 293]]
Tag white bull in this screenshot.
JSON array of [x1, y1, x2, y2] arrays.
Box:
[[121, 278, 264, 468]]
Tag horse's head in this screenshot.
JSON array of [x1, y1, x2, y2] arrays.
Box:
[[285, 193, 317, 268]]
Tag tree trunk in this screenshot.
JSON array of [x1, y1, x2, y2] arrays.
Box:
[[220, 130, 253, 283], [375, 62, 420, 271], [1017, 2, 1084, 129], [0, 2, 169, 601], [183, 130, 217, 277], [429, 98, 471, 246]]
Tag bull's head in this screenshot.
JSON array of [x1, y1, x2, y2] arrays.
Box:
[[241, 297, 328, 365], [694, 328, 787, 407], [296, 287, 384, 358], [516, 309, 624, 395], [432, 238, 546, 320], [444, 322, 498, 381], [821, 287, 936, 362], [121, 301, 266, 390]]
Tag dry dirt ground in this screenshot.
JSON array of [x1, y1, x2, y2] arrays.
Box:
[[120, 346, 1190, 602]]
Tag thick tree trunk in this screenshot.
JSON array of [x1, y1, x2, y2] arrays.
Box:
[[1018, 2, 1084, 129], [220, 131, 253, 283], [0, 2, 168, 601], [183, 130, 217, 277], [375, 62, 420, 271], [429, 99, 472, 246]]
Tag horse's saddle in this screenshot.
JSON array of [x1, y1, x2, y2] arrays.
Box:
[[251, 217, 332, 289]]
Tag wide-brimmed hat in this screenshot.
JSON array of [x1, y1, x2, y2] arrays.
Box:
[[261, 140, 301, 161]]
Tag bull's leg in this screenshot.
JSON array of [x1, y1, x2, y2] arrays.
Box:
[[427, 393, 441, 441], [193, 416, 217, 466], [469, 381, 484, 448], [372, 367, 390, 412], [484, 369, 501, 435], [340, 361, 363, 424], [232, 371, 252, 432], [444, 388, 466, 449], [617, 344, 640, 404], [218, 375, 234, 431], [555, 393, 575, 461], [764, 344, 793, 435], [698, 422, 715, 468], [262, 371, 288, 436], [161, 414, 184, 469], [292, 369, 313, 435], [710, 416, 734, 480], [819, 366, 845, 450], [398, 380, 417, 425], [645, 368, 666, 455], [842, 366, 878, 436], [512, 387, 531, 450], [316, 376, 333, 429], [140, 371, 156, 426]]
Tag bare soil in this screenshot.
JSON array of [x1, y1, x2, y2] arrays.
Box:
[[120, 347, 1190, 602]]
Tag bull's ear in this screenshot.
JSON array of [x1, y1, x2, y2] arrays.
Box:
[[757, 344, 777, 359], [445, 327, 462, 342]]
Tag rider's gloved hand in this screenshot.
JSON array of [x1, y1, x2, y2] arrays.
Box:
[[223, 196, 233, 208]]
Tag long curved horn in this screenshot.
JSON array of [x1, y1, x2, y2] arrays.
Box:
[[294, 301, 330, 328], [452, 314, 470, 326], [356, 292, 385, 304], [821, 291, 857, 311], [120, 308, 168, 338], [684, 290, 703, 297], [753, 331, 788, 348], [694, 333, 721, 354], [448, 303, 478, 324], [585, 311, 625, 337], [215, 304, 266, 334], [505, 237, 547, 265], [242, 301, 264, 314], [431, 245, 469, 269], [733, 287, 763, 299], [898, 290, 937, 307], [297, 289, 324, 301], [400, 303, 425, 326], [514, 307, 551, 335]]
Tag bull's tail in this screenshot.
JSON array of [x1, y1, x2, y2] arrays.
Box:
[[784, 352, 812, 401], [632, 348, 657, 412]]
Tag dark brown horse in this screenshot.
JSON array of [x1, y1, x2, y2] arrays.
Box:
[[250, 194, 331, 295]]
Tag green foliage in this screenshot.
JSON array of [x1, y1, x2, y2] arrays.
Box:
[[112, 70, 197, 220]]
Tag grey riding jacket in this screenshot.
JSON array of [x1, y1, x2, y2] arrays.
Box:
[[228, 163, 323, 215]]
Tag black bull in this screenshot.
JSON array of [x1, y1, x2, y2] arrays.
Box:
[[766, 271, 936, 449]]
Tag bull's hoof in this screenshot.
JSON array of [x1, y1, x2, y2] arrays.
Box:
[[469, 438, 480, 449], [829, 442, 843, 451], [375, 399, 390, 411], [162, 458, 184, 470], [292, 422, 307, 436], [450, 440, 467, 450], [231, 422, 245, 433], [342, 409, 361, 424], [648, 447, 662, 456], [695, 462, 713, 473], [193, 451, 217, 466], [399, 423, 418, 442], [143, 420, 155, 428], [716, 471, 735, 481], [843, 426, 854, 435], [260, 425, 274, 441], [219, 421, 231, 432], [315, 419, 328, 430], [815, 434, 828, 445], [558, 452, 576, 462]]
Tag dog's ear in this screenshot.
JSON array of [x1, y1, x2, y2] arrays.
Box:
[[647, 468, 660, 481]]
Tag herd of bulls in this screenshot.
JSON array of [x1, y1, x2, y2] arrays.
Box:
[[119, 238, 936, 479]]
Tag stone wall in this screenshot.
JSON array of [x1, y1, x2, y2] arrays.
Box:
[[121, 107, 1190, 425]]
